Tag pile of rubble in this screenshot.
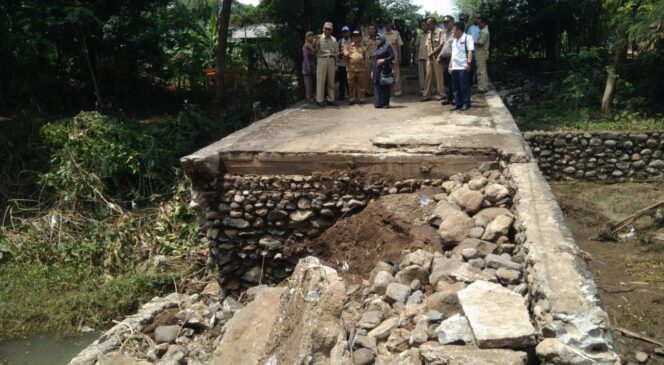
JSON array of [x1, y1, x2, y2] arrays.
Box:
[[347, 170, 535, 364], [68, 281, 245, 365]]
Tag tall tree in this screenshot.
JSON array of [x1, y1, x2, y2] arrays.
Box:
[[216, 0, 233, 103]]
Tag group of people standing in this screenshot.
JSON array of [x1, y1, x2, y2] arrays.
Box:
[[415, 13, 490, 110], [301, 14, 490, 110], [301, 20, 405, 109]]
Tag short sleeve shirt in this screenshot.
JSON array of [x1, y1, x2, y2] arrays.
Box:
[[345, 43, 367, 72], [316, 34, 338, 58], [451, 33, 474, 70], [416, 32, 428, 60], [468, 25, 480, 42], [338, 37, 352, 67]]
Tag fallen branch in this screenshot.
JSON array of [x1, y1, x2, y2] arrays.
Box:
[[611, 200, 664, 234], [615, 327, 664, 347]]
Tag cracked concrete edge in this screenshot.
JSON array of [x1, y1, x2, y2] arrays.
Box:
[[508, 162, 620, 364], [68, 292, 183, 365], [484, 89, 534, 164]]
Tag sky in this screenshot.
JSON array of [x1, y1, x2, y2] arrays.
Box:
[[236, 0, 458, 18]]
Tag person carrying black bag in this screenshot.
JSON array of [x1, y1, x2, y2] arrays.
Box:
[[371, 33, 394, 108]]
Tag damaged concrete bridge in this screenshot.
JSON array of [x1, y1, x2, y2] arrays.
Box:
[[70, 90, 621, 365]]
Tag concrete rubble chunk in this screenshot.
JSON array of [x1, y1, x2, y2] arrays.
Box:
[[449, 186, 485, 214], [458, 280, 536, 348], [400, 249, 434, 271], [386, 328, 411, 352], [439, 213, 476, 246], [212, 287, 285, 365], [395, 265, 430, 285], [371, 270, 395, 295], [453, 238, 496, 257], [419, 343, 528, 365], [409, 318, 430, 346], [368, 317, 399, 340], [435, 314, 475, 345], [485, 253, 521, 271], [255, 256, 348, 364], [352, 348, 375, 365], [481, 214, 515, 241], [485, 184, 510, 203], [358, 310, 384, 329], [385, 282, 412, 304], [370, 261, 397, 283], [473, 207, 512, 228], [154, 325, 180, 344], [426, 291, 462, 318], [353, 334, 377, 350], [536, 338, 596, 365]]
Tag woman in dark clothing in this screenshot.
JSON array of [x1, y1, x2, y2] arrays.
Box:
[[371, 33, 394, 108], [302, 31, 317, 103]]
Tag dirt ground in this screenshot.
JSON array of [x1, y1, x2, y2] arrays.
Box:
[[551, 181, 664, 364], [310, 186, 444, 286]]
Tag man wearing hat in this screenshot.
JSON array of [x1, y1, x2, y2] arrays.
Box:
[[384, 21, 404, 96], [363, 24, 378, 97], [422, 17, 446, 101], [337, 26, 353, 101], [344, 30, 368, 105], [437, 15, 455, 105], [313, 22, 339, 107]]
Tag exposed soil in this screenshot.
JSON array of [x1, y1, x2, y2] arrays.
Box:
[[310, 186, 444, 286], [551, 181, 664, 364]]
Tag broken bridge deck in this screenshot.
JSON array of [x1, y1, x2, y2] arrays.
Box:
[[181, 91, 530, 178]]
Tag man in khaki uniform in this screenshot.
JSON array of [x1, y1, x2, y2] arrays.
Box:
[[436, 15, 455, 105], [475, 16, 490, 93], [313, 22, 339, 107], [414, 21, 429, 94], [384, 21, 404, 96], [422, 17, 445, 101], [363, 24, 377, 96], [344, 30, 368, 105]]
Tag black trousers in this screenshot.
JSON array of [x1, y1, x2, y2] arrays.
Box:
[[338, 66, 347, 99]]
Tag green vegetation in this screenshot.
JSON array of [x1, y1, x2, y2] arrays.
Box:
[[458, 0, 664, 131]]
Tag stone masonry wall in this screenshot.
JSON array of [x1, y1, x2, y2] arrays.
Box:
[[525, 131, 664, 181], [198, 169, 503, 289]]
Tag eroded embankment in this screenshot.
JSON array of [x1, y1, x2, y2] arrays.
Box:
[[69, 164, 620, 365]]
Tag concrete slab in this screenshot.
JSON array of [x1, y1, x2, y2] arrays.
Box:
[[509, 162, 620, 364], [181, 88, 530, 178], [211, 287, 284, 365]]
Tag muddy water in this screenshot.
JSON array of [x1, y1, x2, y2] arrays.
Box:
[[0, 332, 98, 365]]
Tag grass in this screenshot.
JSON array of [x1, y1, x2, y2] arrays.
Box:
[[513, 103, 664, 132], [0, 262, 180, 340]]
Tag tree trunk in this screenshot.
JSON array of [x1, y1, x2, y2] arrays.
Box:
[[601, 43, 626, 116], [215, 0, 233, 104], [76, 25, 101, 111]]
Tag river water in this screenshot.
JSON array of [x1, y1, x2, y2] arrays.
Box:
[[0, 332, 98, 365]]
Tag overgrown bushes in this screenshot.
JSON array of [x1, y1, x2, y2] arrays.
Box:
[[501, 48, 664, 131]]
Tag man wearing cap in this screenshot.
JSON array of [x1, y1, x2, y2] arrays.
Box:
[[437, 15, 455, 105], [384, 21, 404, 96], [363, 24, 377, 97], [344, 30, 368, 105], [313, 22, 339, 107], [414, 20, 429, 94], [474, 16, 490, 93], [422, 17, 445, 102], [338, 26, 352, 100]]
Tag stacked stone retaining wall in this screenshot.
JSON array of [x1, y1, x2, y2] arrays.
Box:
[[197, 168, 502, 289], [525, 131, 664, 181]]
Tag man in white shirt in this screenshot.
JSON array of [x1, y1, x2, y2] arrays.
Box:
[[448, 22, 474, 110]]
